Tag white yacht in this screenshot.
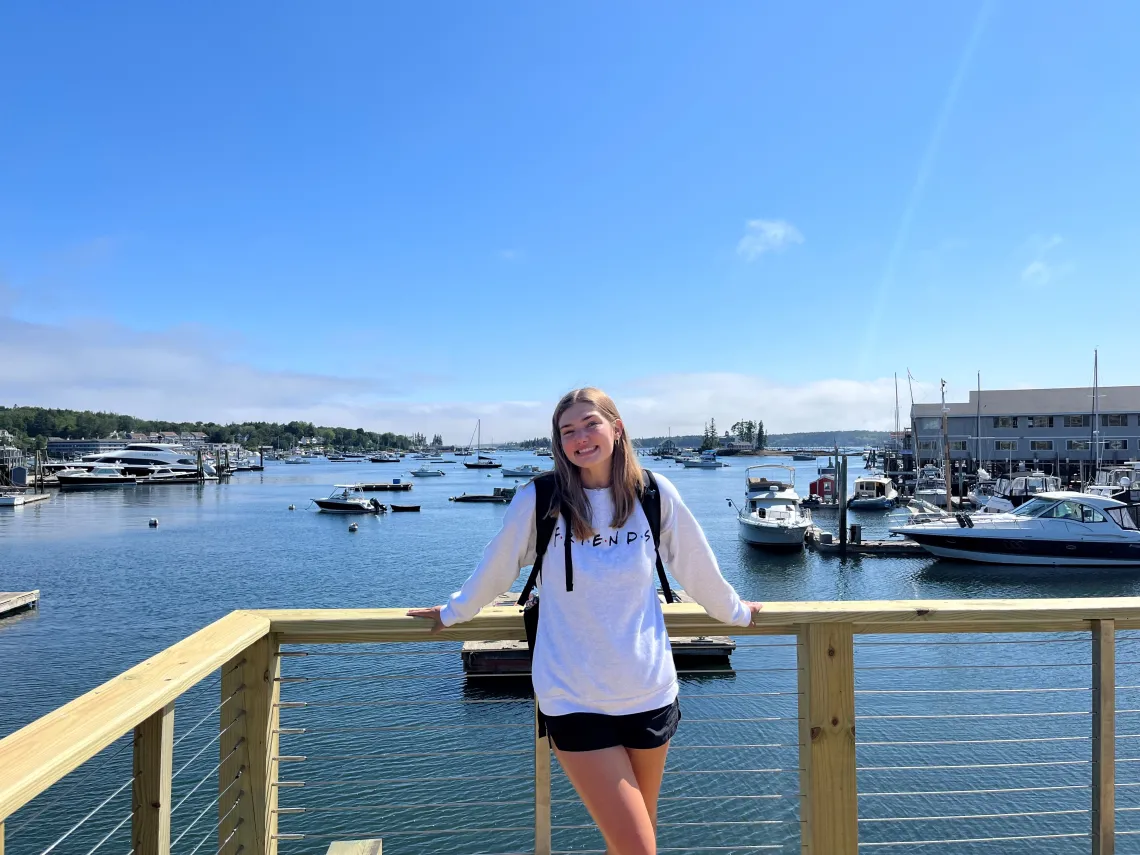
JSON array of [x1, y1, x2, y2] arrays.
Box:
[[58, 465, 137, 489], [967, 468, 996, 509], [979, 470, 1062, 514], [1086, 463, 1140, 501], [891, 492, 1140, 567], [312, 485, 385, 514], [683, 450, 727, 469], [847, 473, 899, 509], [732, 465, 812, 549], [81, 443, 216, 479], [914, 464, 949, 507]]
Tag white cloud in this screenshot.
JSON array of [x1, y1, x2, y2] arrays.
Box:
[[736, 220, 804, 261], [1020, 260, 1053, 286], [1019, 233, 1071, 288]]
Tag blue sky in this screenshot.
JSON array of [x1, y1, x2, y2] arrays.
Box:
[[2, 1, 1138, 439]]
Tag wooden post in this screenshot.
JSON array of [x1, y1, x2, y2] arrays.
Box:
[[1093, 619, 1115, 855], [534, 703, 551, 855], [838, 457, 848, 557], [132, 703, 175, 855], [220, 634, 281, 855], [798, 623, 857, 855], [2, 820, 6, 855]]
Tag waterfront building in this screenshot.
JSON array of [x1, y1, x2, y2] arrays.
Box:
[[45, 437, 128, 458], [911, 385, 1140, 478]]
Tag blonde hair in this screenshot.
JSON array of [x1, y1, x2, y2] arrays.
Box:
[[549, 387, 645, 541]]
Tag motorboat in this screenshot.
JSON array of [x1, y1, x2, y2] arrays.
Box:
[[285, 456, 310, 464], [731, 465, 812, 549], [412, 453, 445, 462], [891, 492, 1140, 567], [535, 449, 553, 458], [58, 465, 137, 489], [914, 465, 949, 507], [312, 485, 385, 514], [411, 467, 445, 477], [81, 443, 215, 478], [967, 468, 996, 509], [0, 490, 26, 507], [792, 452, 817, 461], [683, 450, 727, 469], [137, 467, 181, 484], [502, 465, 547, 478], [979, 470, 1062, 514], [847, 474, 899, 509], [370, 453, 400, 463], [1086, 464, 1140, 501], [450, 486, 517, 504]]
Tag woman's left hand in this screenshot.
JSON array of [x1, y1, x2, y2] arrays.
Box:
[[743, 601, 764, 626], [406, 605, 445, 634]]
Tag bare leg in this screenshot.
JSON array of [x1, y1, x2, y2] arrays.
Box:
[[554, 744, 657, 855], [627, 743, 670, 832]]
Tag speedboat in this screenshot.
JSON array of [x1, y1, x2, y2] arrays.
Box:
[[58, 465, 137, 489], [411, 466, 445, 477], [370, 453, 400, 463], [732, 465, 812, 549], [979, 470, 1062, 514], [137, 467, 181, 483], [891, 492, 1140, 566], [312, 485, 385, 514], [683, 450, 727, 469], [502, 465, 547, 478], [847, 474, 899, 509], [80, 443, 215, 479]]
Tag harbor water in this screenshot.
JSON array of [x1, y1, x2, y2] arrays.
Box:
[[3, 454, 1140, 854]]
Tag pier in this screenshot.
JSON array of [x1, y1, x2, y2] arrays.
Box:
[[1, 598, 1136, 854], [805, 526, 924, 556], [0, 590, 39, 620]]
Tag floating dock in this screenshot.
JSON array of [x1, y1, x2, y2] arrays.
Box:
[[462, 592, 736, 675], [0, 492, 52, 507], [805, 527, 924, 556], [0, 591, 40, 620], [360, 482, 413, 492]]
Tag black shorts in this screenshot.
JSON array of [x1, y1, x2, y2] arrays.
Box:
[[544, 698, 681, 752]]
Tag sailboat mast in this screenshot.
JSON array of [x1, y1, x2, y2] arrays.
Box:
[[976, 371, 982, 473], [1090, 350, 1099, 478]]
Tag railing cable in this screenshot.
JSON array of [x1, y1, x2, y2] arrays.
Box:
[[38, 774, 137, 855]]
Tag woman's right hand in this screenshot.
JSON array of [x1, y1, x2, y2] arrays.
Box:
[[406, 605, 445, 634]]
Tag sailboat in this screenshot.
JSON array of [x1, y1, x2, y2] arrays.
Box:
[[463, 420, 502, 469]]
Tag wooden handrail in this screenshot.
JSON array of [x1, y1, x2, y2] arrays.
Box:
[[0, 611, 270, 821], [256, 597, 1140, 642]]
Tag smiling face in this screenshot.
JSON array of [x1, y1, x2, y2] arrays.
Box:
[[558, 401, 622, 476]]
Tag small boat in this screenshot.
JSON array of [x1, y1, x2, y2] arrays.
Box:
[[411, 467, 445, 477], [390, 504, 421, 512], [979, 470, 1062, 514], [792, 452, 817, 461], [535, 449, 553, 458], [450, 486, 517, 504], [913, 465, 950, 508], [731, 465, 812, 549], [0, 490, 26, 507], [891, 492, 1140, 567], [463, 420, 502, 469], [58, 465, 137, 489], [847, 473, 899, 509], [136, 467, 182, 484], [285, 456, 310, 464], [683, 450, 727, 469], [326, 454, 346, 462], [502, 465, 547, 478], [312, 485, 385, 514], [370, 453, 400, 463]]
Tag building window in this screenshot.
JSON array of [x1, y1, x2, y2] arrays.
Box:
[[919, 418, 940, 431], [1027, 416, 1054, 428], [1063, 415, 1090, 428], [1104, 439, 1129, 451], [1030, 440, 1054, 451], [995, 440, 1017, 451], [949, 440, 967, 451], [1102, 414, 1128, 427], [993, 417, 1018, 429], [1067, 440, 1090, 451], [918, 441, 936, 451]]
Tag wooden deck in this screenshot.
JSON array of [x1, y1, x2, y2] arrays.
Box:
[[0, 591, 39, 620], [805, 528, 923, 556]]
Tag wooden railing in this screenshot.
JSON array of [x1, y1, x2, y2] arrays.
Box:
[[4, 598, 1140, 855]]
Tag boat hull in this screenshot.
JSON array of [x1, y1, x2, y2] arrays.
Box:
[[58, 477, 137, 489], [464, 462, 502, 469], [313, 500, 380, 514], [848, 497, 896, 510], [737, 517, 809, 548], [903, 531, 1140, 567]]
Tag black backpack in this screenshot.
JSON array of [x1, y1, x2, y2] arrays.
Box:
[[517, 469, 675, 651]]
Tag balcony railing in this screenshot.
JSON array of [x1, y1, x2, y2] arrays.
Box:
[[3, 599, 1140, 855]]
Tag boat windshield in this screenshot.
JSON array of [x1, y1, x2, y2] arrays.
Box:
[[1011, 497, 1060, 518]]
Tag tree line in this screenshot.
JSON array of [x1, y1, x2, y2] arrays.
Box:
[[0, 406, 415, 452]]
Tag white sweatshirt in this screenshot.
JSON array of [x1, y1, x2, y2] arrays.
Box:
[[439, 473, 752, 717]]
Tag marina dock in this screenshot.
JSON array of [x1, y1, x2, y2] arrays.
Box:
[[805, 526, 924, 556], [0, 491, 52, 507], [0, 590, 40, 620]]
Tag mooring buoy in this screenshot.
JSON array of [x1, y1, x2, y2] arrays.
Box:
[[349, 522, 359, 532], [288, 504, 296, 510], [148, 518, 159, 528]]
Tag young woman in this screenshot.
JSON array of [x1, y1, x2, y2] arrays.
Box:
[[409, 387, 761, 855]]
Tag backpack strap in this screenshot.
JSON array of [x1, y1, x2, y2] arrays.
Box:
[[639, 469, 676, 604], [517, 473, 560, 606]]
